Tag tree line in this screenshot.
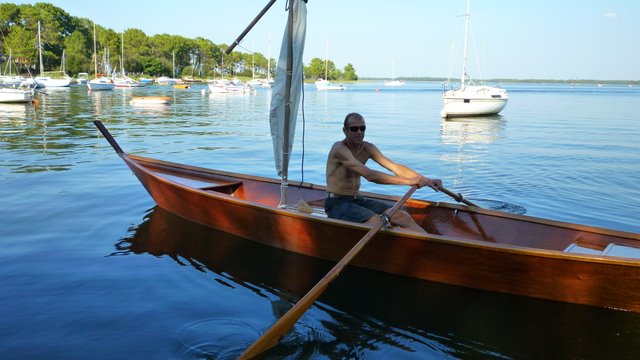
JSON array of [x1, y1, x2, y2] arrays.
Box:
[[0, 2, 358, 81]]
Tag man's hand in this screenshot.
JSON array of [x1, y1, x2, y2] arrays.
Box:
[[420, 176, 442, 191]]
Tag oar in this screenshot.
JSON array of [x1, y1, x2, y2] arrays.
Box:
[[238, 185, 419, 359], [439, 186, 480, 207]]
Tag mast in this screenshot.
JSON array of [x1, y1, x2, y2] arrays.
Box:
[[324, 40, 328, 80], [172, 51, 175, 78], [93, 22, 98, 76], [121, 33, 125, 77], [460, 0, 471, 89], [278, 0, 295, 208], [38, 21, 44, 77], [392, 57, 396, 81], [252, 42, 255, 79], [267, 35, 271, 81]]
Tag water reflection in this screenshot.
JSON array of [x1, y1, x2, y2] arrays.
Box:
[[440, 115, 506, 145], [0, 103, 33, 119], [112, 207, 640, 359]]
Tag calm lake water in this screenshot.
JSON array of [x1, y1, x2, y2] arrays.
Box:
[[1, 81, 639, 359]]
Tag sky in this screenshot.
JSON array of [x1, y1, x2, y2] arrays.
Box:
[[11, 0, 640, 81]]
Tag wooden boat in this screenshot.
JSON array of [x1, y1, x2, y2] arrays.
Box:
[[94, 120, 640, 312], [129, 96, 171, 105]]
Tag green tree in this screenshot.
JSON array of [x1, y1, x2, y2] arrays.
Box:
[[123, 28, 149, 74], [63, 30, 90, 75], [141, 57, 166, 76], [342, 63, 358, 80], [0, 3, 21, 38], [3, 26, 37, 73], [305, 57, 325, 80]]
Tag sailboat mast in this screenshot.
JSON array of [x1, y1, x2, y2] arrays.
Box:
[[93, 22, 98, 76], [324, 40, 328, 80], [267, 34, 271, 80], [121, 33, 125, 77], [279, 0, 295, 207], [461, 0, 471, 89], [252, 42, 255, 79], [38, 21, 44, 77], [392, 57, 396, 81]]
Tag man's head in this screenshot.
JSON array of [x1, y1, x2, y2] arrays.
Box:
[[343, 112, 366, 143]]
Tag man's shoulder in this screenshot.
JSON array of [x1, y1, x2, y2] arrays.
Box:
[[330, 140, 346, 152]]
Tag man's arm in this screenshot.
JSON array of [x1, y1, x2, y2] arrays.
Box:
[[369, 143, 442, 191]]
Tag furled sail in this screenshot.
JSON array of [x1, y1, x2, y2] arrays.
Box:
[[269, 0, 307, 179]]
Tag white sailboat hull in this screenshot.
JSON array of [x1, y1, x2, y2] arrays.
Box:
[[87, 78, 116, 91], [315, 79, 345, 91], [441, 85, 508, 117], [384, 80, 405, 87], [35, 76, 71, 88], [0, 88, 35, 103]]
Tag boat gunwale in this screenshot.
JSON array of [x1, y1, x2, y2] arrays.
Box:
[[125, 153, 640, 267]]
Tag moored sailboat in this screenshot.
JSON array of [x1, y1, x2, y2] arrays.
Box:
[[384, 58, 405, 87], [315, 40, 346, 91], [441, 0, 507, 118], [87, 22, 115, 91], [34, 21, 71, 88]]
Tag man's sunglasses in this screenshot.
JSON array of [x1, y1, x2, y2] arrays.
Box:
[[348, 126, 366, 132]]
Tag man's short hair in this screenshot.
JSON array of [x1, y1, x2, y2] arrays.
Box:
[[343, 112, 364, 127]]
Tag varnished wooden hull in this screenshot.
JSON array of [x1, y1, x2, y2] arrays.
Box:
[[112, 152, 640, 312], [95, 121, 640, 312]]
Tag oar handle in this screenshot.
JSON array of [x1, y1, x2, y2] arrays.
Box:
[[439, 186, 480, 208], [238, 185, 418, 359]]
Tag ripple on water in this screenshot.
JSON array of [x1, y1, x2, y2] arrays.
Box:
[[177, 312, 337, 359]]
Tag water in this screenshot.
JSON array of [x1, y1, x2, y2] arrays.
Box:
[[1, 82, 639, 359]]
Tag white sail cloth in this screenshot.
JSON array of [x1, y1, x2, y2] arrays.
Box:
[[269, 0, 307, 178]]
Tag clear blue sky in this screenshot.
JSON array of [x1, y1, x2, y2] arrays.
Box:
[[14, 0, 640, 80]]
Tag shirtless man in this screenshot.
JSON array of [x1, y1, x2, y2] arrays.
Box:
[[325, 112, 442, 234]]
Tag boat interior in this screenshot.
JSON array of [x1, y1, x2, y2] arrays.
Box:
[[131, 154, 640, 261]]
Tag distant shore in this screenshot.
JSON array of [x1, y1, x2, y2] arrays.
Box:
[[359, 77, 639, 85]]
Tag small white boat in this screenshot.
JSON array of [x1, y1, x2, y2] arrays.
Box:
[[384, 79, 405, 87], [208, 79, 250, 93], [77, 72, 89, 84], [1, 50, 26, 86], [87, 76, 116, 91], [440, 0, 508, 118], [113, 76, 146, 88], [384, 58, 405, 87], [35, 74, 71, 88], [0, 87, 35, 103], [130, 96, 171, 105], [156, 76, 177, 85], [315, 78, 346, 91], [247, 78, 263, 87]]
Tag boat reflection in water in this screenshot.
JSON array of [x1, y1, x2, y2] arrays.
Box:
[[440, 115, 506, 146], [112, 207, 639, 359]]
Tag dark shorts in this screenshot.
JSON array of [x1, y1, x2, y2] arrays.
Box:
[[324, 194, 391, 223]]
